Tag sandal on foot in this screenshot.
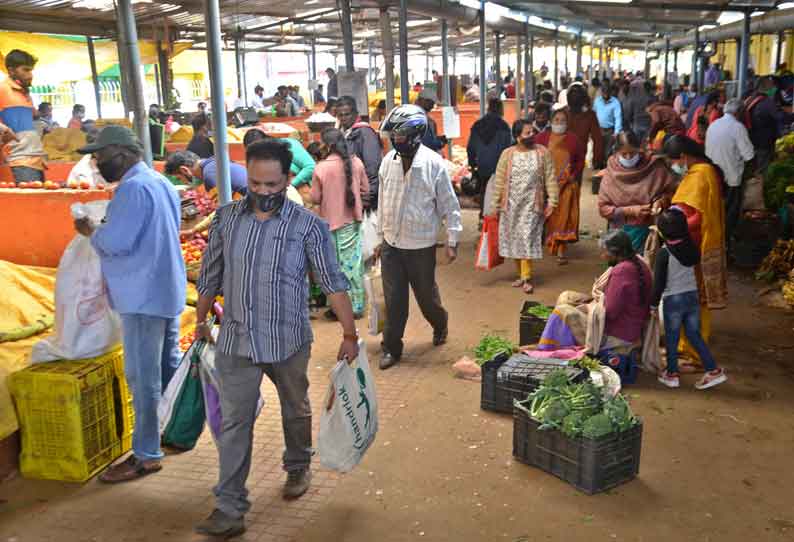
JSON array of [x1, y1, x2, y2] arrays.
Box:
[[99, 455, 162, 484], [556, 257, 569, 266], [511, 279, 525, 288], [522, 282, 534, 294]]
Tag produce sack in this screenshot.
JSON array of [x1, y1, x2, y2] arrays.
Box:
[[31, 201, 122, 363], [475, 215, 504, 271], [640, 312, 663, 373], [159, 339, 207, 450], [742, 176, 766, 211], [361, 212, 379, 263], [364, 264, 386, 336], [318, 342, 378, 473]]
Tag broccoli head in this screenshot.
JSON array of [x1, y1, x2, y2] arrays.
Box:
[[539, 396, 571, 429], [603, 395, 637, 432], [581, 413, 614, 439], [561, 411, 588, 438]]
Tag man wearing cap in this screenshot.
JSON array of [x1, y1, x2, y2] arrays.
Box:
[[73, 125, 185, 483], [416, 88, 448, 152]]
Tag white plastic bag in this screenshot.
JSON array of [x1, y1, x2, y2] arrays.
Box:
[[363, 264, 386, 336], [318, 342, 378, 473], [482, 174, 497, 216], [361, 212, 379, 263], [31, 201, 122, 363]]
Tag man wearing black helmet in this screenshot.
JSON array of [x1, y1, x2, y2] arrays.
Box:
[[374, 104, 463, 370]]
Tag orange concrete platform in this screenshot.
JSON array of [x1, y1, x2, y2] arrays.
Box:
[[0, 188, 112, 267]]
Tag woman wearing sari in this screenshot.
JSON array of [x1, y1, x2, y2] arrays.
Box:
[[662, 135, 728, 369], [536, 108, 585, 265], [490, 120, 559, 294], [537, 230, 653, 357], [598, 131, 677, 252]]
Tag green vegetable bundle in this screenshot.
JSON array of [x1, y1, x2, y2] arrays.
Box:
[[524, 304, 553, 319], [764, 158, 794, 210], [473, 334, 516, 366], [525, 369, 637, 439]]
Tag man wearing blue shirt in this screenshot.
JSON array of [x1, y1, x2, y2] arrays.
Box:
[[592, 82, 623, 157], [73, 125, 186, 483]]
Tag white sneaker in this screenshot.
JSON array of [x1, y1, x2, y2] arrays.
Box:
[[658, 371, 680, 389], [695, 369, 727, 390]]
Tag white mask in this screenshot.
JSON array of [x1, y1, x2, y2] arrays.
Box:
[[551, 123, 567, 135]]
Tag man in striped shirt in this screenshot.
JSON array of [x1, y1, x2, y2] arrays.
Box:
[[194, 140, 359, 539]]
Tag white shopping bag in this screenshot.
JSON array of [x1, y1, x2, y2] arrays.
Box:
[[31, 201, 122, 363], [318, 342, 378, 473], [363, 264, 386, 336], [361, 212, 379, 263]]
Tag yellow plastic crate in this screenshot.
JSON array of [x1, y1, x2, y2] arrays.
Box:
[[87, 348, 134, 454], [9, 361, 121, 482]]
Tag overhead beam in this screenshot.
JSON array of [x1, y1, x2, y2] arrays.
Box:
[[0, 11, 114, 36]]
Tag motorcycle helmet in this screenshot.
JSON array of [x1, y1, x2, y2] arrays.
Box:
[[380, 104, 428, 157]]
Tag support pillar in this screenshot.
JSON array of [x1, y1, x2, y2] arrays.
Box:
[[234, 37, 244, 104], [398, 0, 410, 103], [87, 37, 102, 118], [340, 0, 355, 72], [117, 0, 151, 165], [553, 33, 559, 94], [528, 31, 534, 105], [664, 37, 670, 99], [738, 10, 751, 98], [777, 31, 784, 71], [693, 27, 700, 91], [380, 7, 396, 111], [479, 0, 486, 117], [495, 32, 502, 91], [203, 0, 232, 204], [576, 32, 582, 79]]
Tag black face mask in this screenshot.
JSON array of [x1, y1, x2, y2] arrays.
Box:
[[96, 154, 127, 182], [393, 139, 419, 158], [520, 136, 535, 147], [251, 190, 286, 213]]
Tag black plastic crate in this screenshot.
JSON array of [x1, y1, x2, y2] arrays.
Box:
[[519, 301, 551, 346], [512, 402, 642, 494], [480, 354, 583, 414]]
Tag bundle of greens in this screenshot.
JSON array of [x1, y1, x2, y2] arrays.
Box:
[[764, 158, 794, 210], [473, 334, 517, 366], [525, 369, 638, 439], [524, 304, 553, 319]]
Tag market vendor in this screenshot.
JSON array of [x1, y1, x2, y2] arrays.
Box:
[[73, 125, 184, 483], [538, 230, 653, 358], [164, 150, 248, 195], [242, 127, 315, 188], [0, 49, 46, 184]]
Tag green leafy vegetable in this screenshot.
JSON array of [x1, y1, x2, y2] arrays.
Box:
[[473, 334, 516, 366], [524, 304, 553, 319], [528, 368, 637, 439], [764, 158, 794, 210]]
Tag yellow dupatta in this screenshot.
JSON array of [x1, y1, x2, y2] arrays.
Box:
[[672, 163, 728, 309]]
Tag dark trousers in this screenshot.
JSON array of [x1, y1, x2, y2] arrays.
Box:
[[724, 185, 743, 250], [381, 243, 448, 358]]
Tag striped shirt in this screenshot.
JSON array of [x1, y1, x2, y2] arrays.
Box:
[[196, 197, 349, 364]]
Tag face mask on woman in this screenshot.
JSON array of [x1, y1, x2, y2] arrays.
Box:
[[618, 153, 641, 169], [671, 162, 688, 176], [551, 123, 567, 135]]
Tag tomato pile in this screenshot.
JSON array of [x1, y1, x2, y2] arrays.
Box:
[[181, 231, 208, 265], [183, 189, 216, 216], [179, 330, 196, 352], [0, 180, 103, 190]]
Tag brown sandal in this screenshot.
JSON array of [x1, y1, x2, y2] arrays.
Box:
[[522, 282, 534, 294], [99, 455, 162, 484]]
